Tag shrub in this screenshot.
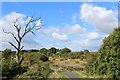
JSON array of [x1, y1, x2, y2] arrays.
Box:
[[16, 63, 52, 79], [80, 51, 84, 54], [60, 48, 71, 54], [83, 49, 89, 54], [28, 49, 39, 52], [60, 58, 64, 61], [2, 59, 28, 79], [86, 28, 120, 79], [39, 48, 48, 55], [39, 55, 48, 62], [48, 47, 57, 55], [2, 49, 12, 59]]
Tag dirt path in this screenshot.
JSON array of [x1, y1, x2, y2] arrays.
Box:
[[63, 72, 81, 80]]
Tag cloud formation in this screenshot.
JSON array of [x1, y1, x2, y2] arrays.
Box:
[[52, 32, 69, 41], [81, 4, 118, 34], [65, 24, 87, 34]]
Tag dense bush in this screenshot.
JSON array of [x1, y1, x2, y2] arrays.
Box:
[[60, 48, 71, 54], [53, 51, 90, 59], [21, 50, 28, 52], [86, 28, 120, 79], [83, 49, 89, 54], [16, 62, 52, 79], [28, 49, 39, 52], [2, 49, 12, 59], [39, 55, 48, 62], [40, 48, 48, 54], [2, 59, 28, 80], [22, 53, 49, 66], [47, 47, 57, 56], [80, 51, 84, 54]]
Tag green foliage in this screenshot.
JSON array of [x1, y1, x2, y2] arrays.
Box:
[[60, 48, 71, 54], [40, 48, 48, 55], [21, 50, 28, 53], [28, 49, 39, 52], [80, 51, 84, 54], [2, 59, 28, 79], [86, 28, 120, 79], [53, 51, 97, 60], [2, 49, 12, 59], [47, 47, 57, 56], [16, 62, 52, 79], [22, 52, 49, 66], [39, 55, 48, 62], [83, 49, 89, 54], [23, 53, 38, 66]]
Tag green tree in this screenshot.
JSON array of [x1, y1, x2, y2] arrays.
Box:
[[98, 28, 120, 78], [60, 48, 71, 54], [86, 28, 120, 79], [47, 47, 57, 56], [83, 49, 89, 54], [40, 48, 48, 54]]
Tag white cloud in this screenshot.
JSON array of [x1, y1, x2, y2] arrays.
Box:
[[52, 32, 69, 41], [81, 4, 118, 34], [65, 24, 87, 34], [0, 12, 42, 50], [88, 32, 100, 40], [67, 38, 102, 51], [38, 23, 103, 51]]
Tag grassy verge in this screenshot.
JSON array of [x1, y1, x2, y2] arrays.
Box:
[[72, 71, 105, 78], [59, 72, 70, 79], [48, 71, 70, 79], [72, 71, 86, 78]]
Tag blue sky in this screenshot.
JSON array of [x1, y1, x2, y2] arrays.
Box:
[[2, 2, 118, 26], [1, 2, 118, 51]]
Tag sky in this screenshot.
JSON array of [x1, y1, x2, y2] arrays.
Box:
[[0, 2, 118, 51]]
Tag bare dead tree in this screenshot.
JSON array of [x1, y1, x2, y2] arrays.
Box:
[[3, 16, 42, 66]]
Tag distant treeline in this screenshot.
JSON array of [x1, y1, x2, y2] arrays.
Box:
[[2, 47, 91, 57]]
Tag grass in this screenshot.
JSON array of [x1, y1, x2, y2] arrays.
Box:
[[72, 71, 106, 78], [72, 71, 86, 78], [49, 57, 87, 70], [49, 57, 88, 79], [59, 72, 70, 79], [48, 61, 71, 79], [48, 70, 70, 79]]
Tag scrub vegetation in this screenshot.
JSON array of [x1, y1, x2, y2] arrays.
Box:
[[1, 27, 120, 79]]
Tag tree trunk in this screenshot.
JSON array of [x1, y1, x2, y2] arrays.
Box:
[[16, 50, 20, 64], [16, 50, 24, 66]]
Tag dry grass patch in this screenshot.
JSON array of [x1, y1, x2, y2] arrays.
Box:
[[49, 57, 87, 69]]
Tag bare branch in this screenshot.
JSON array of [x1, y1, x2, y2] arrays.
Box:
[[3, 29, 19, 42], [31, 31, 36, 36], [13, 18, 19, 31], [4, 16, 43, 66], [25, 16, 33, 32], [9, 42, 18, 50], [21, 17, 41, 39], [31, 17, 41, 22]]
